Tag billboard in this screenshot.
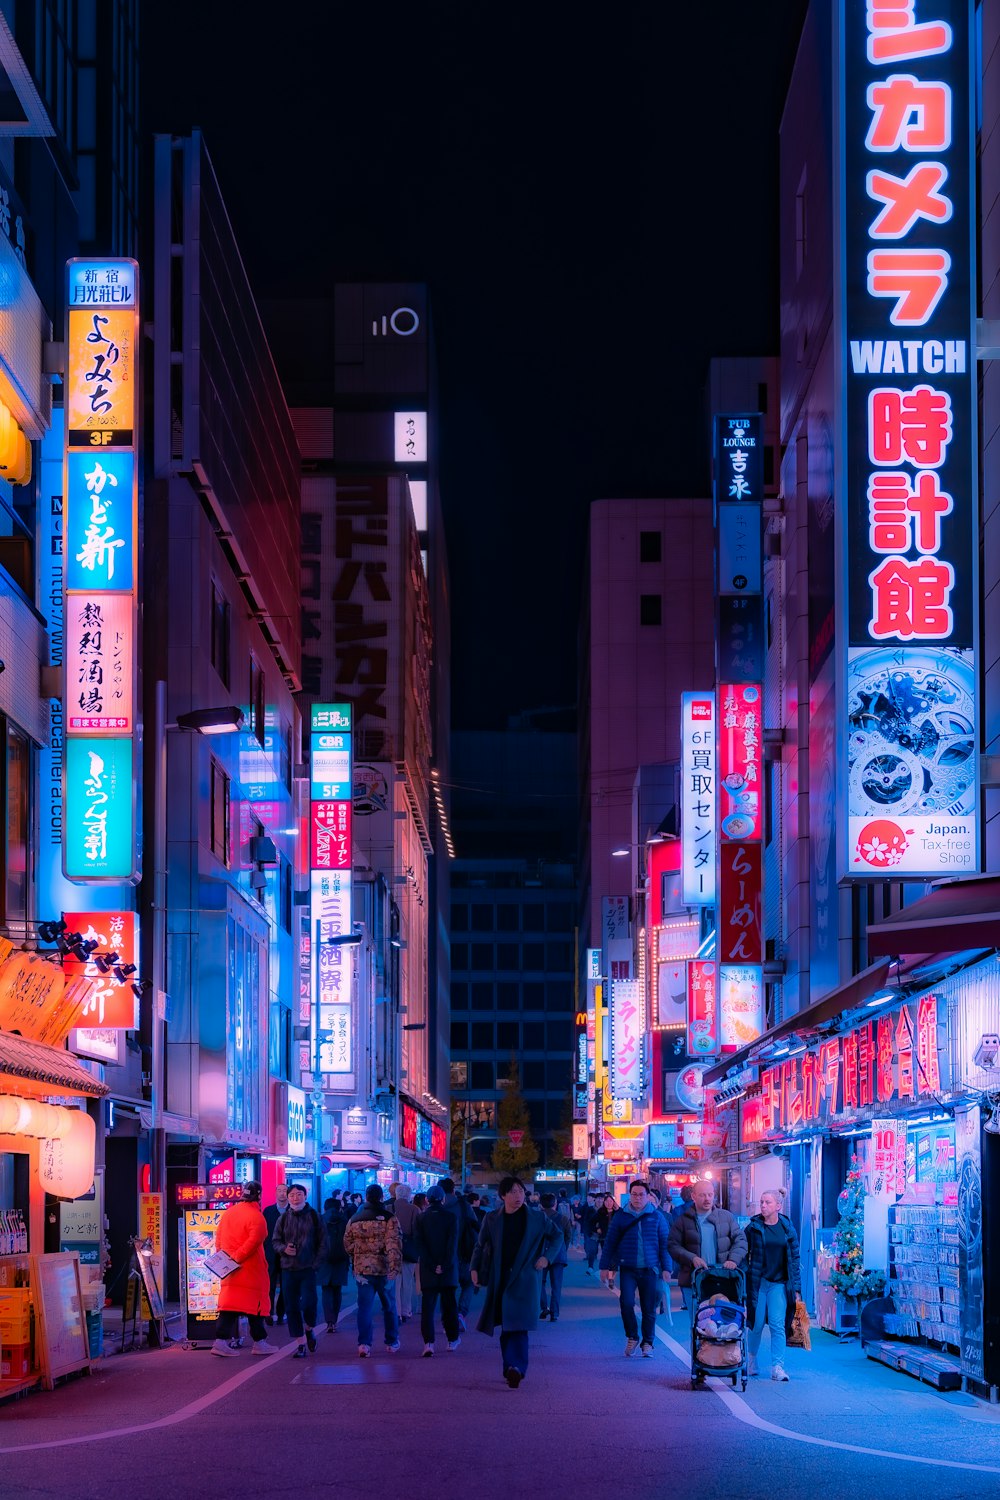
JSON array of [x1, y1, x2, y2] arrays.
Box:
[[718, 684, 762, 841], [680, 692, 716, 904], [309, 704, 355, 1089], [686, 959, 719, 1058], [609, 978, 644, 1102], [837, 0, 978, 877]]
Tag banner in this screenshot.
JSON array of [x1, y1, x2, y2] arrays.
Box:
[[681, 692, 716, 904]]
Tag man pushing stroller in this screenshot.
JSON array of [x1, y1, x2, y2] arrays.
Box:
[[667, 1179, 747, 1307]]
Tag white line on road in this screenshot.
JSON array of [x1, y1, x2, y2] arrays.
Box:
[[653, 1321, 1000, 1476], [0, 1305, 357, 1455]]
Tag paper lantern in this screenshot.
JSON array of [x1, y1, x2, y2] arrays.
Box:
[[38, 1109, 95, 1199]]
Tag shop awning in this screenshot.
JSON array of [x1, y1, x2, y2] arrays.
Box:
[[324, 1152, 382, 1170], [703, 959, 891, 1086], [0, 1030, 109, 1099], [868, 876, 1000, 958]]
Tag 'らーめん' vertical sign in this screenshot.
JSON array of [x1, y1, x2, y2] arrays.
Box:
[[63, 261, 140, 882], [837, 1, 978, 878]]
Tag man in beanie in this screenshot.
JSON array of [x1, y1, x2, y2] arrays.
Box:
[[211, 1181, 278, 1358], [272, 1182, 325, 1358], [343, 1183, 403, 1357]]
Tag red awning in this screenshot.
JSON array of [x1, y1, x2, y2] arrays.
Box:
[[0, 1030, 109, 1098], [868, 876, 1000, 958]]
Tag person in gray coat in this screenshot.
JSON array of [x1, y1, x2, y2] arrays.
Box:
[[470, 1175, 563, 1388], [414, 1185, 461, 1355], [666, 1178, 748, 1311]]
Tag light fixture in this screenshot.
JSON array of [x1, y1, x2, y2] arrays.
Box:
[[174, 706, 244, 735], [865, 986, 897, 1008], [611, 847, 630, 858], [324, 929, 363, 948]]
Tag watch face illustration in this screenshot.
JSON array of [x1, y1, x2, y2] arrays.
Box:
[[847, 649, 976, 822]]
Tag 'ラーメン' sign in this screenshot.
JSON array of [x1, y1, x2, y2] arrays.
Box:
[[741, 994, 948, 1143], [837, 0, 978, 877]]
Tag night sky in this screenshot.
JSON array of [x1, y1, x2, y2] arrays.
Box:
[[143, 4, 808, 729]]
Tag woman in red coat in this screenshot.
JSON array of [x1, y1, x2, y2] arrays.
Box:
[[211, 1182, 279, 1358]]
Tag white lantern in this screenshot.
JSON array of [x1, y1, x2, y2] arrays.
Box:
[[37, 1109, 95, 1199]]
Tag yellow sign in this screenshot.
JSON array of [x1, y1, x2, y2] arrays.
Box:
[[602, 1084, 633, 1125], [66, 306, 136, 439]]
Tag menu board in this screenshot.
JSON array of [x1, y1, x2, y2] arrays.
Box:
[[33, 1252, 90, 1388], [183, 1208, 224, 1325]]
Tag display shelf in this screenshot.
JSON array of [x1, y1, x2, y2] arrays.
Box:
[[884, 1204, 960, 1349], [0, 1254, 41, 1399]]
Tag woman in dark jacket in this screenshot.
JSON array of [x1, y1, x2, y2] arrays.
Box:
[[745, 1188, 800, 1382], [316, 1200, 351, 1333], [414, 1185, 461, 1355]]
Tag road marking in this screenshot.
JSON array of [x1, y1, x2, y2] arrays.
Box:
[[653, 1322, 1000, 1476], [0, 1304, 357, 1455]]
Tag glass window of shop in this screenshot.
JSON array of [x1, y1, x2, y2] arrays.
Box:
[[2, 721, 30, 931]]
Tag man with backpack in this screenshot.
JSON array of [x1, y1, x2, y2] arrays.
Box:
[[343, 1183, 403, 1357], [271, 1182, 325, 1359]]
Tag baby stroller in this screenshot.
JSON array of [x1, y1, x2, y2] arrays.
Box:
[[689, 1264, 747, 1390]]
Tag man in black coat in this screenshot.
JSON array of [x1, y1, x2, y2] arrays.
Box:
[[262, 1183, 287, 1324], [414, 1185, 461, 1355], [439, 1176, 479, 1323]]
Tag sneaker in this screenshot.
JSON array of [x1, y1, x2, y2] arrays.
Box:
[[624, 1338, 640, 1357], [387, 1341, 401, 1353], [324, 1322, 337, 1334], [504, 1366, 522, 1389], [358, 1345, 371, 1358], [305, 1328, 317, 1353], [251, 1339, 279, 1356], [447, 1338, 462, 1352], [539, 1309, 549, 1320], [640, 1342, 654, 1358], [772, 1363, 789, 1382], [457, 1314, 467, 1333], [292, 1345, 308, 1359], [422, 1344, 435, 1358], [748, 1355, 759, 1377], [210, 1338, 240, 1358]]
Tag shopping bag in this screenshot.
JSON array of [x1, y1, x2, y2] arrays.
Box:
[[788, 1297, 812, 1350]]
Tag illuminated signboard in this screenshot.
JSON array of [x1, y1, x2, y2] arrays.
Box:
[[310, 739, 352, 801], [687, 960, 719, 1058], [65, 593, 133, 733], [647, 1121, 685, 1161], [742, 995, 948, 1142], [311, 800, 352, 870], [63, 258, 139, 886], [681, 692, 716, 904], [64, 737, 134, 880], [718, 684, 762, 840], [837, 0, 977, 877], [62, 910, 138, 1028], [719, 964, 764, 1052], [394, 411, 427, 463], [719, 842, 762, 966], [610, 978, 644, 1102], [310, 704, 354, 1089], [652, 917, 699, 1030]]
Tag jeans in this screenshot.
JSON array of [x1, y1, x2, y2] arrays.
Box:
[[583, 1235, 599, 1269], [420, 1286, 460, 1344], [216, 1310, 267, 1342], [618, 1266, 661, 1344], [267, 1261, 284, 1320], [398, 1262, 417, 1318], [540, 1263, 565, 1318], [749, 1278, 787, 1366], [321, 1283, 343, 1328], [357, 1275, 399, 1347], [457, 1260, 474, 1317], [499, 1328, 529, 1376], [281, 1268, 317, 1341]]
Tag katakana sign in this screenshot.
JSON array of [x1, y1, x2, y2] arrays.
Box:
[[681, 693, 716, 904], [838, 0, 978, 877]]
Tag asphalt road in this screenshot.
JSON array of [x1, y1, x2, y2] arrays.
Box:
[[2, 1255, 1000, 1500]]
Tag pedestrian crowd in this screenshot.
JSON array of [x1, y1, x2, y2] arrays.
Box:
[[208, 1173, 798, 1389]]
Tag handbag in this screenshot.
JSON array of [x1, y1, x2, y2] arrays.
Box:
[[787, 1297, 812, 1350]]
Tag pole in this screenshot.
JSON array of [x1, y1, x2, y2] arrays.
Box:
[[150, 678, 167, 1197]]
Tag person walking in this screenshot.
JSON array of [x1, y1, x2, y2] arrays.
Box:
[[271, 1182, 325, 1358], [470, 1175, 563, 1389], [581, 1194, 602, 1275], [210, 1181, 278, 1358], [538, 1192, 571, 1321], [439, 1177, 479, 1327], [745, 1188, 801, 1382], [600, 1179, 672, 1357], [316, 1195, 351, 1333], [393, 1183, 421, 1324], [667, 1178, 748, 1314], [343, 1183, 403, 1357], [414, 1184, 462, 1355], [262, 1182, 287, 1325]]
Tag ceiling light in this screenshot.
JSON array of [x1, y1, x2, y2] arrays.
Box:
[[174, 706, 244, 735]]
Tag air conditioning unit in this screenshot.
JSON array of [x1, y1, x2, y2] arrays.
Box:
[[249, 835, 278, 865]]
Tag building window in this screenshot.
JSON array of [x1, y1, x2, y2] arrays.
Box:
[[497, 982, 519, 1009], [496, 942, 519, 970], [547, 1020, 573, 1051], [523, 983, 545, 1011], [546, 980, 573, 1009], [522, 905, 544, 932], [523, 942, 545, 970], [497, 1021, 519, 1051], [470, 903, 494, 932], [497, 903, 519, 931], [451, 1021, 469, 1049], [795, 168, 808, 277], [249, 655, 266, 747], [471, 982, 493, 1011], [210, 578, 231, 688], [450, 903, 468, 932], [470, 1061, 494, 1090], [523, 1022, 545, 1049], [639, 530, 662, 563], [2, 722, 29, 928], [757, 381, 769, 414], [452, 943, 469, 972], [471, 942, 493, 970], [640, 594, 662, 626], [472, 1021, 494, 1050], [450, 1060, 468, 1088], [546, 902, 573, 931], [547, 942, 573, 971], [523, 1060, 545, 1089], [210, 758, 230, 866]]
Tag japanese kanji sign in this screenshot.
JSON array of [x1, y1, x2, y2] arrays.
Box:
[[61, 910, 138, 1029], [838, 0, 978, 877], [719, 842, 763, 965], [681, 693, 716, 904], [310, 704, 354, 1089], [63, 259, 139, 886], [610, 978, 645, 1102], [741, 993, 948, 1141], [687, 960, 719, 1057], [718, 685, 762, 841]]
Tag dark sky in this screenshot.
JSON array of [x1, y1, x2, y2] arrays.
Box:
[[142, 4, 808, 729]]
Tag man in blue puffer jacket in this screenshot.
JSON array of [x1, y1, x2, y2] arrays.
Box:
[[600, 1179, 672, 1358]]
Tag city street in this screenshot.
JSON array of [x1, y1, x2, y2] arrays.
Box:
[[2, 1255, 999, 1500]]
